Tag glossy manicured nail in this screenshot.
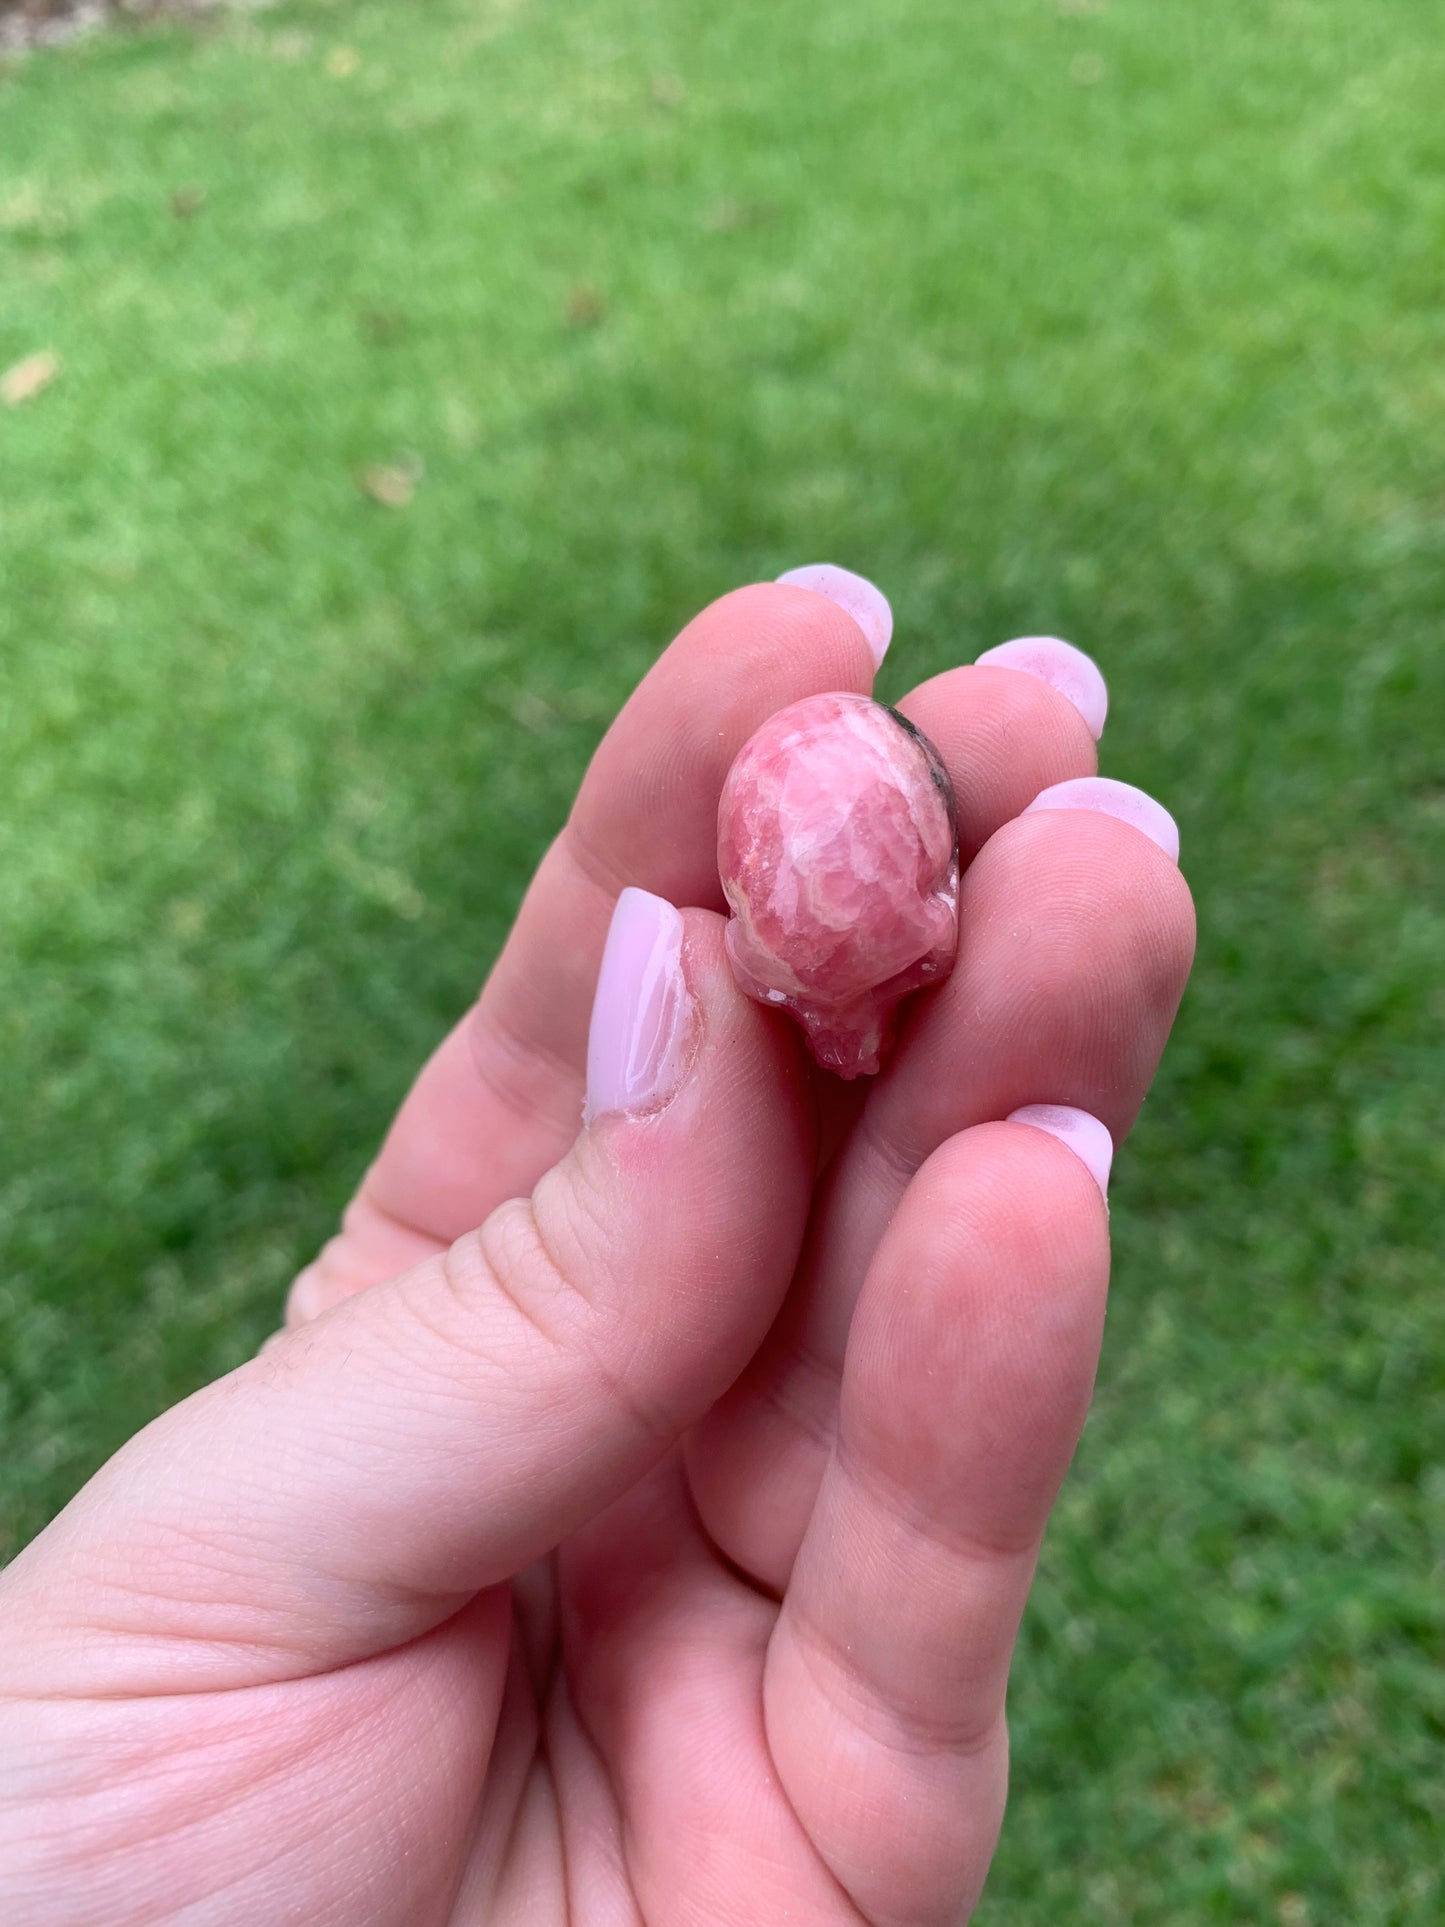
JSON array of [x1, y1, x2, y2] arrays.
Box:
[[776, 564, 893, 668], [1023, 776, 1180, 862], [974, 635, 1108, 741], [585, 888, 692, 1123], [1008, 1103, 1114, 1198]]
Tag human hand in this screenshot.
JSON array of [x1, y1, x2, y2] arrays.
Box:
[[0, 576, 1194, 1925]]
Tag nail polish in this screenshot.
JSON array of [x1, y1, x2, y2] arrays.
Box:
[[776, 564, 893, 668], [974, 635, 1108, 741], [584, 888, 692, 1123], [1007, 1103, 1114, 1198], [1022, 776, 1179, 862]]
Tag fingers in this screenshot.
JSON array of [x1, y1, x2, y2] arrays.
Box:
[[2, 908, 813, 1695], [291, 610, 1104, 1319], [841, 797, 1194, 1209], [765, 1121, 1111, 1927], [286, 582, 874, 1321], [553, 1463, 860, 1927], [688, 756, 1194, 1589]]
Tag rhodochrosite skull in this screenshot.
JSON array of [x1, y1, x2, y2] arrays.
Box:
[[717, 691, 959, 1078]]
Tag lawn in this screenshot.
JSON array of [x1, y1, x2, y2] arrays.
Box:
[[2, 0, 1442, 1917]]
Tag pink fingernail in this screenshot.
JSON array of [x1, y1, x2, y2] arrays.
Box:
[[1008, 1104, 1114, 1198], [974, 635, 1108, 741], [585, 888, 693, 1123], [1022, 776, 1180, 863], [776, 564, 893, 668]]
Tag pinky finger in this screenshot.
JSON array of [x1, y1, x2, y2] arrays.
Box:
[[763, 1115, 1112, 1926]]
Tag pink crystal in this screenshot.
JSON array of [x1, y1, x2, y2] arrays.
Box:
[[717, 691, 959, 1078]]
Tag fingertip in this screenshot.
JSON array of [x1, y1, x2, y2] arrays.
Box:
[[583, 888, 691, 1125], [1006, 1104, 1114, 1199], [775, 564, 893, 668], [671, 581, 880, 702], [973, 636, 1108, 741], [1023, 776, 1180, 863]]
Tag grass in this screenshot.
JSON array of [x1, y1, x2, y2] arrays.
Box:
[[2, 0, 1442, 1917]]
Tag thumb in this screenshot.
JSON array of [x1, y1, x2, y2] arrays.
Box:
[[2, 892, 813, 1692]]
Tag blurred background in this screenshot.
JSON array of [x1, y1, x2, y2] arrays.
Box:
[[2, 0, 1441, 1918]]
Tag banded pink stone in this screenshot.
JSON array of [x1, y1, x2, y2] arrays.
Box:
[[717, 691, 959, 1078]]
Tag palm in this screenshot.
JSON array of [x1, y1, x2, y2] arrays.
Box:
[[132, 1449, 888, 1925], [430, 1457, 876, 1924]]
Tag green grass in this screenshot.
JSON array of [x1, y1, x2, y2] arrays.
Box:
[[3, 0, 1442, 1917]]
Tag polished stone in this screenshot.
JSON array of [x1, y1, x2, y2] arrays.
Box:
[[718, 691, 959, 1077]]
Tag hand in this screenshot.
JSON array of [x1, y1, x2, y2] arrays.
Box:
[[0, 578, 1194, 1925]]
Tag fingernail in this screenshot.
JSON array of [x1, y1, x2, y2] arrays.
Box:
[[1008, 1103, 1114, 1198], [973, 635, 1108, 741], [1022, 776, 1180, 863], [585, 888, 693, 1123], [776, 564, 893, 668]]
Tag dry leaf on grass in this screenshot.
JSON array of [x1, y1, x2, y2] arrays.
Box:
[[564, 280, 606, 329], [704, 198, 777, 232], [500, 688, 559, 734], [2, 349, 61, 407], [356, 457, 422, 509], [360, 306, 406, 345]]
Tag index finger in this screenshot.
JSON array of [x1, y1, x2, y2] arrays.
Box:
[[289, 578, 878, 1318]]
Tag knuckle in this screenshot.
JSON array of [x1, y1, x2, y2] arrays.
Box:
[[376, 1180, 686, 1460], [789, 1601, 1008, 1764], [480, 1191, 680, 1453], [457, 1197, 590, 1351], [284, 1242, 347, 1327]]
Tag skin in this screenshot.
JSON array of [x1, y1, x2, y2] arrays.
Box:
[[0, 584, 1196, 1925]]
